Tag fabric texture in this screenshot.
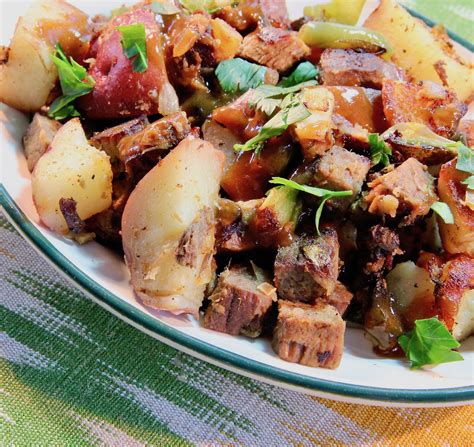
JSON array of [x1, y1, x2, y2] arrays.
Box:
[[1, 1, 474, 445]]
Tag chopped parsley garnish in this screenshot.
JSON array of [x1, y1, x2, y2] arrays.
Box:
[[151, 0, 181, 15], [369, 133, 392, 167], [179, 0, 238, 13], [398, 317, 463, 369], [454, 143, 474, 200], [430, 201, 454, 224], [269, 177, 352, 235], [48, 44, 95, 120], [118, 23, 148, 73], [278, 61, 319, 88], [216, 58, 268, 94], [234, 94, 310, 153]]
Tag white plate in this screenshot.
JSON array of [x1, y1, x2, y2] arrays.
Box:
[[1, 0, 473, 407]]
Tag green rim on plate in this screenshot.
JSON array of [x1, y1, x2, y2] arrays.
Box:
[[1, 6, 473, 405], [1, 184, 473, 405]]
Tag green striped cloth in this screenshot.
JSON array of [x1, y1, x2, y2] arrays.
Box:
[[1, 2, 473, 445]]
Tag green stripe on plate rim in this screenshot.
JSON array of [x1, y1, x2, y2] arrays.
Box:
[[1, 7, 473, 406], [2, 184, 473, 405]]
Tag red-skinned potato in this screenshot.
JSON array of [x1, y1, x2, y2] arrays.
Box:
[[437, 159, 474, 256], [78, 8, 179, 119], [122, 137, 225, 316]]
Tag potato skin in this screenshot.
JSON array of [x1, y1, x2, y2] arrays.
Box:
[[78, 9, 179, 119], [0, 0, 89, 112], [122, 137, 225, 316], [32, 118, 113, 234], [437, 159, 474, 256]]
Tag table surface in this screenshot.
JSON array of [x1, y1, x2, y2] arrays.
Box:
[[1, 1, 473, 445]]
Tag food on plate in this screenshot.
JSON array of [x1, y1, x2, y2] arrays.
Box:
[[3, 0, 473, 370]]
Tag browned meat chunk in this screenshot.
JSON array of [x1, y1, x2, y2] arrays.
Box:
[[117, 112, 191, 181], [327, 281, 353, 316], [203, 265, 276, 337], [90, 116, 149, 163], [23, 114, 61, 171], [238, 26, 310, 72], [382, 80, 467, 138], [365, 158, 437, 224], [274, 229, 340, 303], [272, 300, 345, 369], [166, 14, 242, 90], [312, 146, 371, 210], [320, 49, 406, 89], [59, 198, 95, 244]]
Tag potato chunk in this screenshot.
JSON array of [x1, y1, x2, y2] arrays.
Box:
[[32, 119, 113, 234], [0, 0, 89, 112], [364, 0, 473, 102], [122, 137, 225, 316]]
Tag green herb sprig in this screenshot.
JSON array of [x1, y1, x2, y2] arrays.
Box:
[[269, 177, 352, 234], [151, 0, 181, 15], [278, 61, 319, 88], [369, 133, 392, 167], [430, 201, 454, 224], [398, 317, 463, 369], [118, 23, 148, 73], [48, 44, 95, 120], [216, 58, 268, 94]]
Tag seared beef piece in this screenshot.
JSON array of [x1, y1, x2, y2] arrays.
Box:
[[382, 80, 467, 138], [117, 112, 191, 182], [203, 265, 276, 337], [90, 116, 149, 164], [274, 229, 340, 302], [239, 26, 310, 72], [327, 281, 353, 316], [23, 114, 61, 171], [312, 146, 371, 210], [320, 49, 406, 89], [365, 158, 437, 225], [364, 276, 404, 352], [272, 300, 345, 369], [360, 225, 402, 275]]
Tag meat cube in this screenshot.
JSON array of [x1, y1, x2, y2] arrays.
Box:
[[382, 80, 467, 138], [203, 266, 276, 337], [327, 281, 353, 315], [117, 112, 191, 181], [320, 49, 406, 89], [272, 300, 345, 369], [365, 158, 437, 224], [312, 146, 371, 210], [90, 116, 149, 163], [238, 26, 310, 72], [274, 229, 340, 302], [23, 114, 61, 171]]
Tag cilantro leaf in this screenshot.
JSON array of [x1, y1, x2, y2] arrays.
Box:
[[151, 0, 181, 14], [234, 100, 310, 152], [461, 175, 474, 189], [430, 201, 454, 224], [454, 142, 474, 174], [398, 317, 463, 369], [369, 133, 392, 167], [118, 23, 148, 73], [216, 58, 268, 94], [269, 177, 352, 234], [48, 44, 95, 120], [278, 61, 319, 87]]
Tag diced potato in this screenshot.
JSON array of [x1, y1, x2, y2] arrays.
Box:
[[122, 137, 225, 316], [0, 0, 89, 112], [32, 118, 113, 234], [364, 0, 474, 102], [211, 18, 243, 61]]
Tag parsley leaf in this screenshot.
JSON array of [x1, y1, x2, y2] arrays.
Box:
[[430, 201, 454, 224], [278, 61, 319, 87], [151, 0, 181, 15], [269, 177, 352, 235], [461, 175, 474, 189], [369, 133, 392, 167], [216, 58, 268, 94], [48, 44, 95, 120], [398, 317, 463, 369], [118, 24, 148, 73], [234, 99, 310, 153], [455, 142, 474, 175]]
